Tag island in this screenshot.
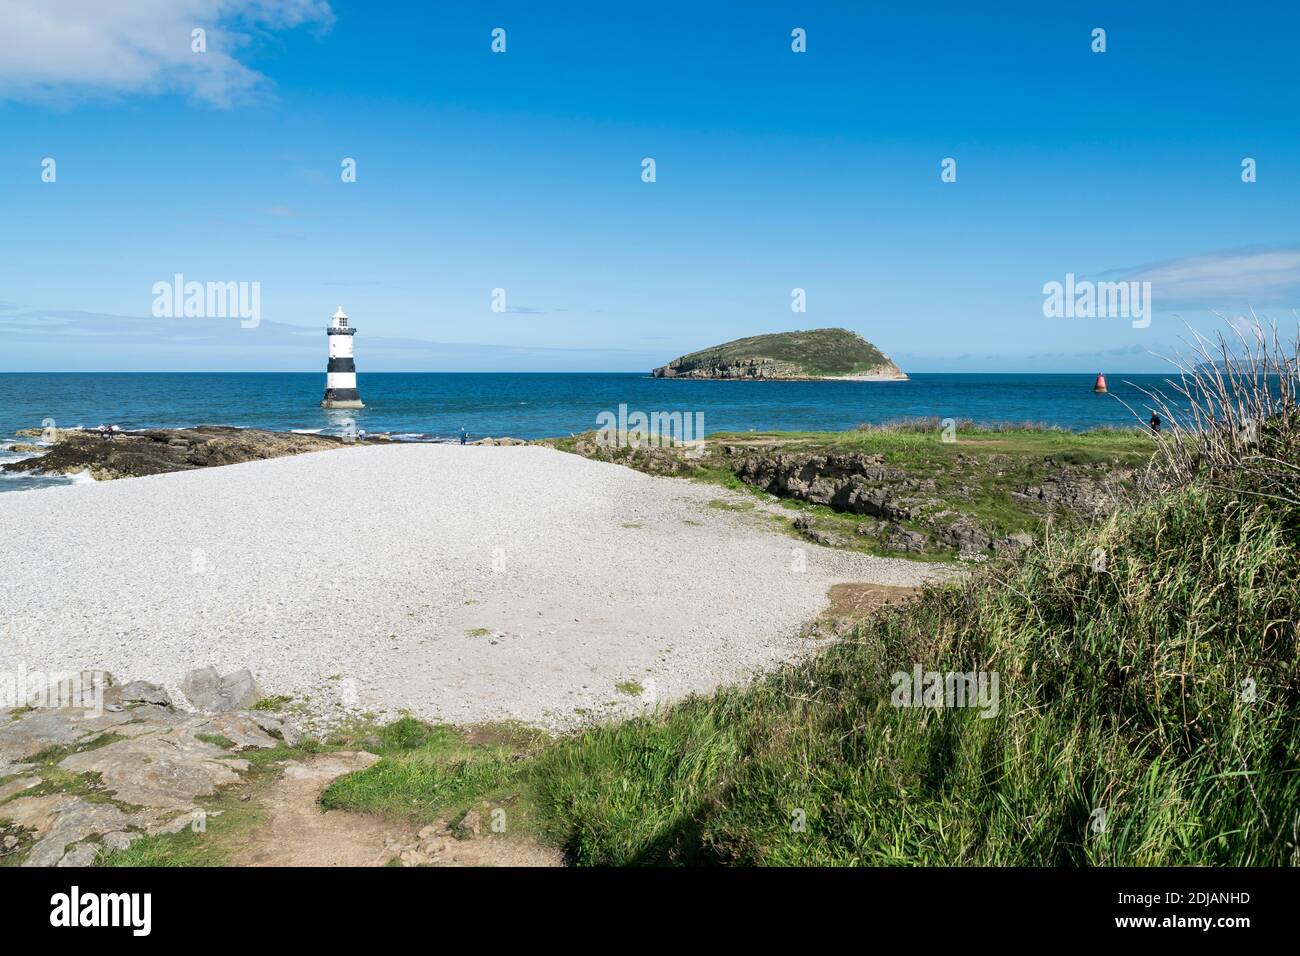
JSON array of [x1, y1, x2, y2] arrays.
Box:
[[650, 328, 908, 380]]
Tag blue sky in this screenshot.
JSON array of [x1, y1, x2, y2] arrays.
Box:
[[1, 0, 1298, 372]]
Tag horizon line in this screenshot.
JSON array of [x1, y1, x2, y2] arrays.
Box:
[[0, 369, 1163, 376]]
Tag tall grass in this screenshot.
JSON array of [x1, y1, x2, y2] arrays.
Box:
[[510, 476, 1296, 865], [1125, 315, 1300, 507]]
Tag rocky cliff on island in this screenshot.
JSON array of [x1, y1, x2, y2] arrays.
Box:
[[651, 328, 907, 380]]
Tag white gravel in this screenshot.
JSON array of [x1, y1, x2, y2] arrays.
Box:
[[0, 445, 954, 731]]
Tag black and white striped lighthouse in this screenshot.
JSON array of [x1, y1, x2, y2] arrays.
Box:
[[321, 306, 364, 409]]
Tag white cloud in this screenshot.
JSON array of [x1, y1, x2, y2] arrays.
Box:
[[0, 0, 333, 108], [1108, 247, 1300, 309]]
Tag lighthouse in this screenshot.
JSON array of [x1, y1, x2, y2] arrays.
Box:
[[321, 306, 364, 408]]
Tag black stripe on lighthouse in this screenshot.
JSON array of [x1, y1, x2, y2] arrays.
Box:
[[327, 357, 356, 373]]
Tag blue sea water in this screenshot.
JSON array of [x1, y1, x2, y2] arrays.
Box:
[[0, 372, 1173, 492]]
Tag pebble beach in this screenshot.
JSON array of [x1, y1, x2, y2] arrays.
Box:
[[0, 443, 952, 731]]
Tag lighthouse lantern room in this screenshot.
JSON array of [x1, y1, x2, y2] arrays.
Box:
[[321, 306, 364, 409]]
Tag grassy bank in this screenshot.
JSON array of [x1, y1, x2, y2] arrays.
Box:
[[323, 449, 1299, 865], [543, 421, 1155, 560]]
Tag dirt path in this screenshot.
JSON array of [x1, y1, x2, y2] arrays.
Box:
[[229, 751, 562, 867], [229, 752, 400, 866]]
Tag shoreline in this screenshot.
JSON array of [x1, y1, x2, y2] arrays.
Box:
[[0, 425, 529, 487]]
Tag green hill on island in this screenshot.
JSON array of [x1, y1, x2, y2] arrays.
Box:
[[651, 328, 907, 380]]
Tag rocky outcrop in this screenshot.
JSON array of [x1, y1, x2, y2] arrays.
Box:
[[739, 453, 927, 518], [470, 437, 529, 446], [0, 669, 295, 866], [930, 514, 992, 554], [740, 450, 1132, 558], [563, 433, 700, 477], [656, 357, 813, 380], [2, 426, 353, 481], [1013, 457, 1132, 518]]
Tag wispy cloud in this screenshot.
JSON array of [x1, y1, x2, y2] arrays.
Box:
[[0, 309, 655, 372], [1101, 247, 1300, 310], [891, 342, 1175, 373], [0, 0, 334, 108]]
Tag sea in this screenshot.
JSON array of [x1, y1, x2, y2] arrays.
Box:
[[0, 372, 1175, 493]]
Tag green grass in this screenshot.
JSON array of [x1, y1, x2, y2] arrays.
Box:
[[704, 425, 1154, 476], [253, 695, 294, 712], [95, 805, 265, 867], [322, 461, 1300, 865], [319, 718, 547, 836], [706, 498, 754, 512], [545, 424, 1155, 561]]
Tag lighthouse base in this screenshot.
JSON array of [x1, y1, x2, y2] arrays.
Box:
[[322, 387, 364, 409]]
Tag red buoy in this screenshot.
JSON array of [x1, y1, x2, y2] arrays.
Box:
[[1093, 373, 1108, 394]]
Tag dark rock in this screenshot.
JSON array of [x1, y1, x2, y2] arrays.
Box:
[[792, 514, 838, 547], [932, 516, 992, 554], [737, 453, 913, 516], [107, 681, 172, 709], [2, 426, 351, 482], [885, 525, 928, 553]]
